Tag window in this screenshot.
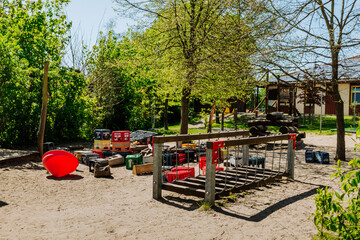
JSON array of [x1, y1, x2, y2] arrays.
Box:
[[351, 86, 360, 105]]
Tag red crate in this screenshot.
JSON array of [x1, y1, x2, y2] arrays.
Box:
[[202, 166, 224, 175], [171, 167, 195, 176], [112, 131, 130, 142], [166, 170, 195, 183], [92, 150, 104, 158]]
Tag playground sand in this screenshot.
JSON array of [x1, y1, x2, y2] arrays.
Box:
[[0, 133, 359, 240]]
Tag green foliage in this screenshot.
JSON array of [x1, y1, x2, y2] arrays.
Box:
[[313, 132, 360, 239], [198, 201, 213, 211], [0, 0, 96, 147], [87, 31, 155, 131]]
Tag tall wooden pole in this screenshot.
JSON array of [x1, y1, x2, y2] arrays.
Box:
[[37, 61, 50, 156]]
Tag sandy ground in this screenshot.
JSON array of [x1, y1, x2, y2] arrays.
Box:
[[0, 133, 359, 240]]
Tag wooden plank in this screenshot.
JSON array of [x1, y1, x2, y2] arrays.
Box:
[[172, 179, 224, 192], [162, 182, 205, 198], [207, 134, 290, 149], [186, 177, 240, 189], [133, 163, 153, 175], [153, 130, 249, 144]]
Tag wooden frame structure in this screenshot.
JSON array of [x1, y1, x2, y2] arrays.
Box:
[[153, 132, 295, 205]]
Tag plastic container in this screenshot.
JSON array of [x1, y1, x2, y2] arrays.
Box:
[[81, 153, 100, 166], [315, 151, 329, 164], [92, 150, 104, 158], [166, 170, 195, 183], [112, 131, 130, 142], [248, 157, 265, 168], [305, 150, 314, 163], [171, 167, 195, 176], [125, 153, 143, 170], [94, 129, 111, 140], [202, 166, 224, 175], [162, 153, 174, 166]]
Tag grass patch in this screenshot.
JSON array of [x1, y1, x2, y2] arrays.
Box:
[[153, 115, 359, 136], [198, 201, 213, 211]]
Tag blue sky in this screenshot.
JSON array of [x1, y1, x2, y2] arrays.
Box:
[[65, 0, 134, 46]]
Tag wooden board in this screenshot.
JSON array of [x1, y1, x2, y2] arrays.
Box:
[[133, 163, 153, 175], [161, 166, 287, 199]]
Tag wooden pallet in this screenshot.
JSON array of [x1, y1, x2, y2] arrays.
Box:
[[162, 166, 286, 199]]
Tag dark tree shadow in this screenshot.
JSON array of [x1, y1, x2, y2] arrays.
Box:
[[0, 201, 9, 207], [212, 187, 320, 222], [46, 174, 84, 180]]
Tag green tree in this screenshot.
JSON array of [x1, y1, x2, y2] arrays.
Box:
[[87, 31, 156, 131], [0, 0, 95, 147]]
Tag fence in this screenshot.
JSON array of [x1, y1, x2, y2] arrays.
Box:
[[152, 131, 295, 205]]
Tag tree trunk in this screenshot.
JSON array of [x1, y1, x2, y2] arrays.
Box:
[[234, 108, 238, 130], [164, 97, 169, 130], [335, 100, 346, 160], [215, 110, 220, 124], [180, 87, 191, 134], [37, 61, 50, 156], [207, 101, 216, 133], [221, 108, 225, 131]]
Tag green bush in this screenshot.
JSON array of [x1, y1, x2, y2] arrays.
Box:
[[313, 129, 360, 239]]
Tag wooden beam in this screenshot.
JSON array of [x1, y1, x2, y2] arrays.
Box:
[[162, 183, 205, 198], [153, 130, 249, 144], [206, 134, 289, 149]]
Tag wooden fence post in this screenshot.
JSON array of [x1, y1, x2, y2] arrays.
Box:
[[287, 140, 295, 179], [153, 142, 162, 199], [37, 61, 50, 156], [205, 144, 215, 205]]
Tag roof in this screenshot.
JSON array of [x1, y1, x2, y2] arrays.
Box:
[[269, 55, 360, 83], [130, 130, 158, 142]]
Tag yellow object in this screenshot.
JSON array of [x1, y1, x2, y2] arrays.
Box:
[[94, 140, 111, 150], [220, 149, 228, 161], [182, 143, 196, 149]]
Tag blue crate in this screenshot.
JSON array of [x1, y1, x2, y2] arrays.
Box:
[[163, 153, 174, 166], [314, 151, 329, 164], [248, 157, 265, 168], [305, 150, 315, 163], [94, 129, 111, 140]]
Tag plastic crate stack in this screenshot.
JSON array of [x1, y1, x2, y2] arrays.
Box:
[[112, 131, 131, 153]]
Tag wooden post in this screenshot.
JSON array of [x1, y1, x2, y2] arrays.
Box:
[[153, 142, 163, 199], [242, 145, 249, 165], [287, 140, 295, 179], [204, 145, 215, 205], [37, 61, 50, 156]]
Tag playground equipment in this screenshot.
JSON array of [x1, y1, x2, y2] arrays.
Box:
[[152, 131, 296, 205], [42, 150, 78, 177]]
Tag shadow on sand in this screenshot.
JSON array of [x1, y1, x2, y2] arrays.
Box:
[[157, 180, 325, 222], [46, 174, 84, 180]]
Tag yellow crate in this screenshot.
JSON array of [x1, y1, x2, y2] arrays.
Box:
[[94, 140, 111, 150], [182, 143, 196, 149]]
